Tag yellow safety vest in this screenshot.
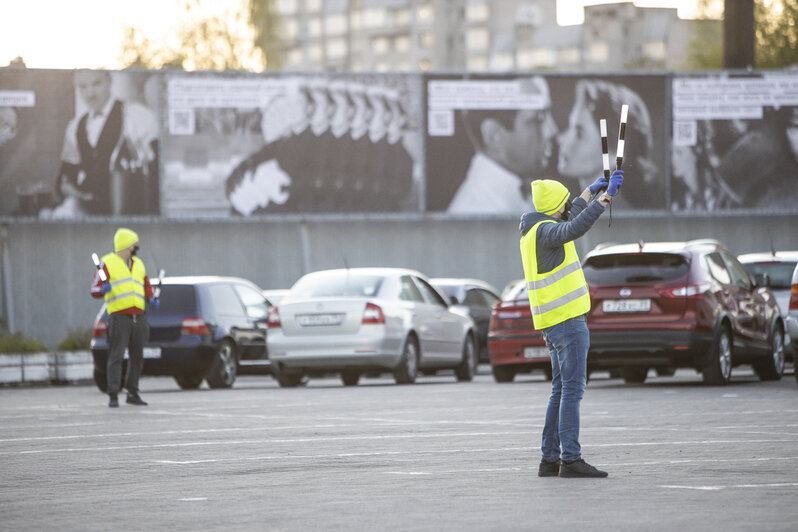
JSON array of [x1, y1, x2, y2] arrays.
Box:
[[102, 253, 146, 313], [520, 220, 590, 329]]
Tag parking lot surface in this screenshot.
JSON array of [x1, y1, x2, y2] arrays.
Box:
[[2, 366, 796, 531]]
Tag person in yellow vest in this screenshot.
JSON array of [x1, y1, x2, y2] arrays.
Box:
[[91, 228, 158, 407], [519, 169, 623, 478]]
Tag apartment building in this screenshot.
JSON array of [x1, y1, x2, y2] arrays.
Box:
[[272, 0, 720, 72]]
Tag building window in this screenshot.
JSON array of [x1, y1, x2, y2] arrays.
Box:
[[364, 8, 387, 28], [393, 8, 410, 25], [372, 37, 390, 54], [307, 17, 322, 38], [589, 41, 609, 62], [467, 55, 488, 71], [276, 0, 297, 15], [325, 13, 347, 35], [350, 10, 362, 29], [327, 38, 347, 58], [489, 53, 513, 71], [286, 48, 303, 66], [517, 49, 549, 69], [643, 41, 667, 59], [417, 5, 434, 23], [376, 61, 390, 72], [466, 3, 489, 22], [306, 44, 322, 61], [395, 35, 411, 53], [282, 18, 298, 40], [419, 31, 434, 48], [305, 0, 322, 12], [558, 47, 580, 64], [466, 28, 489, 51]]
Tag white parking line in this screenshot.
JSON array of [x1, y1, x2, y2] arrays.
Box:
[[661, 483, 798, 491]]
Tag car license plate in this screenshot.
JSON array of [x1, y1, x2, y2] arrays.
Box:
[[297, 313, 345, 327], [524, 347, 549, 359], [123, 347, 162, 359], [602, 299, 651, 313]]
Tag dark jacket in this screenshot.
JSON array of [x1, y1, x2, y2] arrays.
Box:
[[519, 197, 605, 274]]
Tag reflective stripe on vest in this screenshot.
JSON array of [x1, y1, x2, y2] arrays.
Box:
[[102, 252, 146, 313], [520, 220, 591, 329]]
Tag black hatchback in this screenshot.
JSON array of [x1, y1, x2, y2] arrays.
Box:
[[91, 276, 272, 391]]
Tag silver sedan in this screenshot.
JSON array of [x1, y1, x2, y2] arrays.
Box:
[[266, 268, 478, 387]]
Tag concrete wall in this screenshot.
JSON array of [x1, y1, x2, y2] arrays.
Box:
[[1, 211, 794, 347]]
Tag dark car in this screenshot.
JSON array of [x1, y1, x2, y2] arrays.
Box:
[[91, 276, 272, 391], [486, 280, 551, 382], [431, 278, 501, 364], [582, 240, 785, 385]]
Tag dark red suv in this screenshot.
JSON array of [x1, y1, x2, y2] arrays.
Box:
[[487, 281, 551, 383], [582, 240, 785, 385]]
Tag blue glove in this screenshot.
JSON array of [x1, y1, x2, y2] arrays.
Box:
[[149, 298, 160, 309], [607, 170, 624, 196], [100, 282, 111, 295], [588, 175, 609, 195]]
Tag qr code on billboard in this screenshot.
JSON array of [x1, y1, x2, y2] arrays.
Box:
[[428, 109, 455, 137], [169, 109, 196, 136], [672, 120, 697, 147]]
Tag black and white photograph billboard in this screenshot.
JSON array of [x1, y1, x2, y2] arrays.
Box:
[[0, 69, 160, 218], [424, 73, 669, 215], [162, 73, 423, 218], [671, 71, 798, 212]]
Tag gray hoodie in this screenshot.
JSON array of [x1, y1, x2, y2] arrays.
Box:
[[519, 197, 606, 274]]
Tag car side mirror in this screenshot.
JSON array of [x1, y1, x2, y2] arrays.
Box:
[[753, 273, 770, 288]]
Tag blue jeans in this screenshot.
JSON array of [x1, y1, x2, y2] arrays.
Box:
[[541, 314, 589, 463]]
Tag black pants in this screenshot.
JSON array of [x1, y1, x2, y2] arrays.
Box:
[[107, 313, 149, 395]]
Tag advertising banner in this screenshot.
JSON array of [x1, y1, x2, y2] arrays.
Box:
[[162, 73, 423, 217], [424, 73, 669, 215], [671, 71, 798, 211], [0, 69, 160, 218]]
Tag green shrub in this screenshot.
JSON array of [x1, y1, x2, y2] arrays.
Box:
[[0, 331, 48, 353], [58, 327, 93, 351]]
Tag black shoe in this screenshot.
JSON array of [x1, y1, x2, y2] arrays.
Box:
[[126, 393, 148, 406], [559, 458, 608, 478], [538, 459, 561, 477], [108, 394, 119, 408]]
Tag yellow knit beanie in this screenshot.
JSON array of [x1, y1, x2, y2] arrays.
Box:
[[114, 228, 139, 252], [531, 180, 570, 216]]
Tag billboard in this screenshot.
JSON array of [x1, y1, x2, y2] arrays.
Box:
[[424, 73, 669, 215], [161, 73, 423, 217], [671, 71, 798, 211], [0, 69, 160, 218]]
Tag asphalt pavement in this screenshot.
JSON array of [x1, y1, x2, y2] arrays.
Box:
[[1, 366, 796, 531]]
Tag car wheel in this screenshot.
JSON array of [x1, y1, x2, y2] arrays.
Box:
[[174, 373, 204, 389], [492, 365, 515, 383], [205, 339, 238, 389], [753, 324, 785, 381], [622, 367, 648, 384], [454, 334, 477, 382], [393, 335, 418, 384], [93, 368, 108, 393], [703, 325, 732, 385], [341, 371, 360, 386]]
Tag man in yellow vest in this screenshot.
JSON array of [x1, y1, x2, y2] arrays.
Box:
[[520, 169, 623, 478], [91, 228, 158, 407]]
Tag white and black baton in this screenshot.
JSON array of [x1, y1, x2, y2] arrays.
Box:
[[154, 269, 165, 299], [91, 253, 107, 283], [615, 104, 628, 172], [600, 118, 611, 189]]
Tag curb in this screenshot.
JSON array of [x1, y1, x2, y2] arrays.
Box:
[[0, 351, 93, 386]]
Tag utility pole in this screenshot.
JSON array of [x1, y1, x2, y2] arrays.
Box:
[[723, 0, 755, 68]]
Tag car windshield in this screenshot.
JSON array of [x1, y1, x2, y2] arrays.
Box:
[[291, 271, 385, 298], [584, 253, 689, 285], [150, 285, 196, 314], [741, 261, 797, 289]]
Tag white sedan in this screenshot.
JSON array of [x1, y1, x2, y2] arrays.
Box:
[[266, 268, 478, 387]]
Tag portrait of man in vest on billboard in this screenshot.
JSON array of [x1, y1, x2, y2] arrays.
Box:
[[41, 70, 160, 218]]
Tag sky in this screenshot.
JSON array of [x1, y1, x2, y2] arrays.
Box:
[[0, 0, 722, 70]]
